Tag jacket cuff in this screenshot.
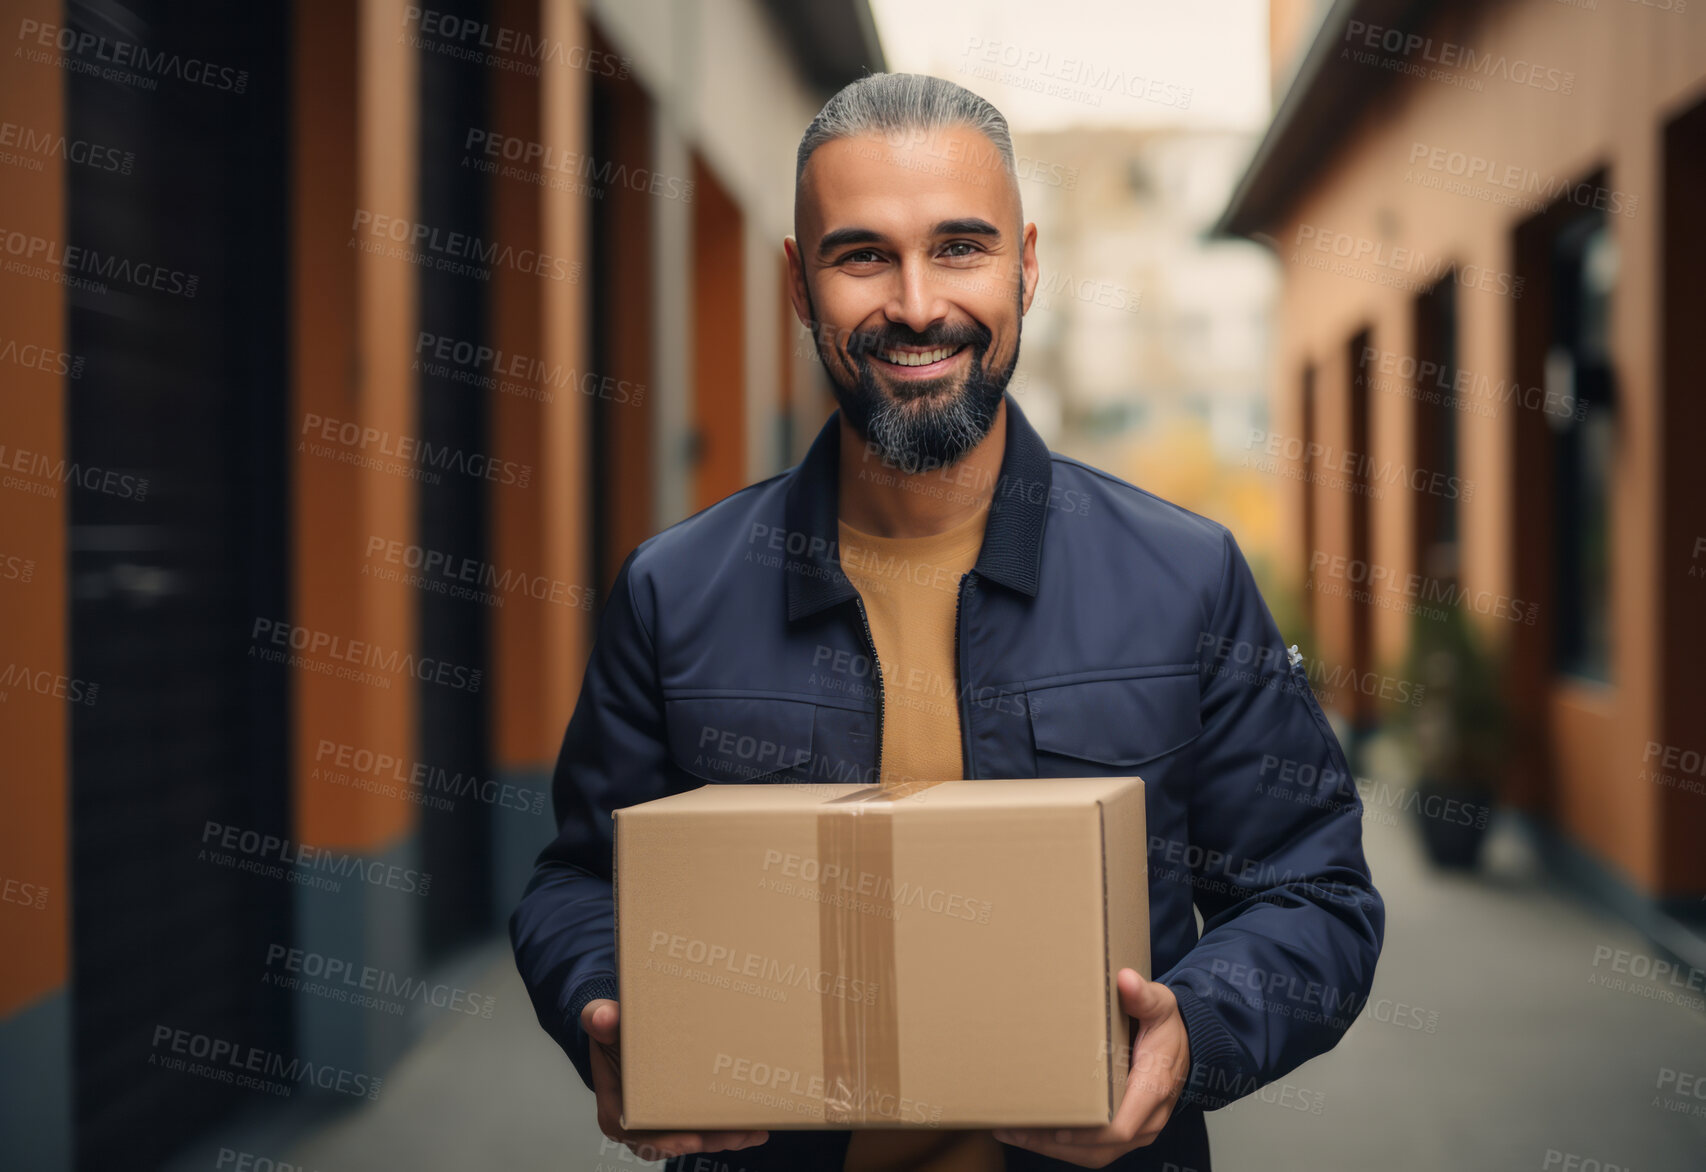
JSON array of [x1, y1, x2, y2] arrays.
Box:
[[1166, 979, 1248, 1111], [565, 973, 620, 1087]]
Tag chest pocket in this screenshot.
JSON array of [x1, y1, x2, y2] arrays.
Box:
[[664, 695, 820, 785], [1027, 670, 1202, 776]]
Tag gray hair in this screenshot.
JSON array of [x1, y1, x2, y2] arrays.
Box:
[[795, 72, 1017, 190]]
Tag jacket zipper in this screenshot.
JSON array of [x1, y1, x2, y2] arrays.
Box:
[[954, 571, 975, 779], [852, 594, 885, 784]]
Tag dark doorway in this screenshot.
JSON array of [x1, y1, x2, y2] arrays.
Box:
[[1659, 97, 1706, 902], [415, 0, 495, 964], [1300, 362, 1318, 631], [64, 2, 293, 1167], [691, 154, 747, 511], [1546, 213, 1616, 683], [1346, 329, 1374, 728], [1510, 169, 1617, 812], [587, 24, 657, 599], [1412, 276, 1460, 583]]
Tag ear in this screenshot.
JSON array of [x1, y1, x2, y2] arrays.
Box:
[[1019, 221, 1040, 316], [783, 237, 813, 328]]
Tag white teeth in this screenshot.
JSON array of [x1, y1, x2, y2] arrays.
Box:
[[880, 345, 959, 367]]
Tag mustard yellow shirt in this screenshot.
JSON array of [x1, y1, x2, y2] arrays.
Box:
[[836, 503, 1005, 1172]]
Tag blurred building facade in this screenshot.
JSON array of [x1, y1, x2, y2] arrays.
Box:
[[1014, 127, 1274, 455], [1010, 126, 1284, 572], [1220, 0, 1706, 928], [0, 0, 875, 1168]]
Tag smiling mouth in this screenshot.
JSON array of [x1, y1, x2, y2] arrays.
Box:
[[872, 344, 968, 369]]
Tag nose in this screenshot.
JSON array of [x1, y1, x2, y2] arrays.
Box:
[[882, 255, 951, 337]]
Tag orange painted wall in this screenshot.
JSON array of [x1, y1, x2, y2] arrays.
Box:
[[291, 0, 419, 851], [489, 0, 592, 771], [0, 0, 68, 1018]]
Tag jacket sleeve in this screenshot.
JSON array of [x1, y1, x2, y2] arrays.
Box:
[[1157, 528, 1386, 1110], [509, 547, 672, 1091]]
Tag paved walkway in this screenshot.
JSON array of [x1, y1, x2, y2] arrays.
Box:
[[175, 767, 1706, 1171], [1207, 799, 1706, 1169]]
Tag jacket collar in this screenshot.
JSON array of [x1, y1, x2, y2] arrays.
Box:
[[783, 391, 1052, 622]]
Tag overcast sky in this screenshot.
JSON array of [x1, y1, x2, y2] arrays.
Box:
[[868, 0, 1272, 133]]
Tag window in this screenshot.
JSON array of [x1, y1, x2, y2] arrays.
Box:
[[1546, 215, 1617, 682]]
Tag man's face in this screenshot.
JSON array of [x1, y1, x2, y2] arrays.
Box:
[[787, 124, 1039, 474]]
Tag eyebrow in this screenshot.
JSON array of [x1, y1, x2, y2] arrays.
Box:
[[815, 217, 1004, 259]]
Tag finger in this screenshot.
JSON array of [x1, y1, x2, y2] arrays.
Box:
[[997, 1123, 1128, 1149], [589, 1031, 622, 1088], [619, 1131, 712, 1161], [991, 1130, 1113, 1168], [993, 1066, 1176, 1149], [1117, 969, 1171, 1022], [588, 1034, 632, 1147], [997, 1076, 1171, 1148], [582, 998, 620, 1045], [1065, 1044, 1180, 1145], [622, 1131, 766, 1160], [697, 1130, 769, 1152]]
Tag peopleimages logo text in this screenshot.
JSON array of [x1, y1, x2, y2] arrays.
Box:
[[0, 227, 198, 297], [350, 210, 578, 283], [299, 414, 531, 486], [150, 1025, 379, 1099], [16, 19, 250, 92], [263, 944, 496, 1017], [201, 820, 431, 896], [1342, 21, 1575, 93], [250, 617, 482, 693]]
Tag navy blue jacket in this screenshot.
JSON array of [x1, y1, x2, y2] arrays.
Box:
[[510, 394, 1385, 1171]]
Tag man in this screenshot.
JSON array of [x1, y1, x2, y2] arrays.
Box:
[[511, 73, 1384, 1171]]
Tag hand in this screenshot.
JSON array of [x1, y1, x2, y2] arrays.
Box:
[[992, 969, 1191, 1169], [581, 998, 770, 1161]]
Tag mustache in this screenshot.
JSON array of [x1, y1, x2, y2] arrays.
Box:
[[841, 320, 992, 359]]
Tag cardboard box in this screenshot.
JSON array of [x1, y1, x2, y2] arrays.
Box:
[[614, 777, 1148, 1130]]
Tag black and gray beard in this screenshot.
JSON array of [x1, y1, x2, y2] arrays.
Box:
[[807, 295, 1020, 476]]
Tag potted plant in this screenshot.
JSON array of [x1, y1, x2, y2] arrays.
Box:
[[1386, 603, 1508, 869]]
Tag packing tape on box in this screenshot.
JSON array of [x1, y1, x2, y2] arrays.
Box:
[[815, 779, 946, 1125]]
